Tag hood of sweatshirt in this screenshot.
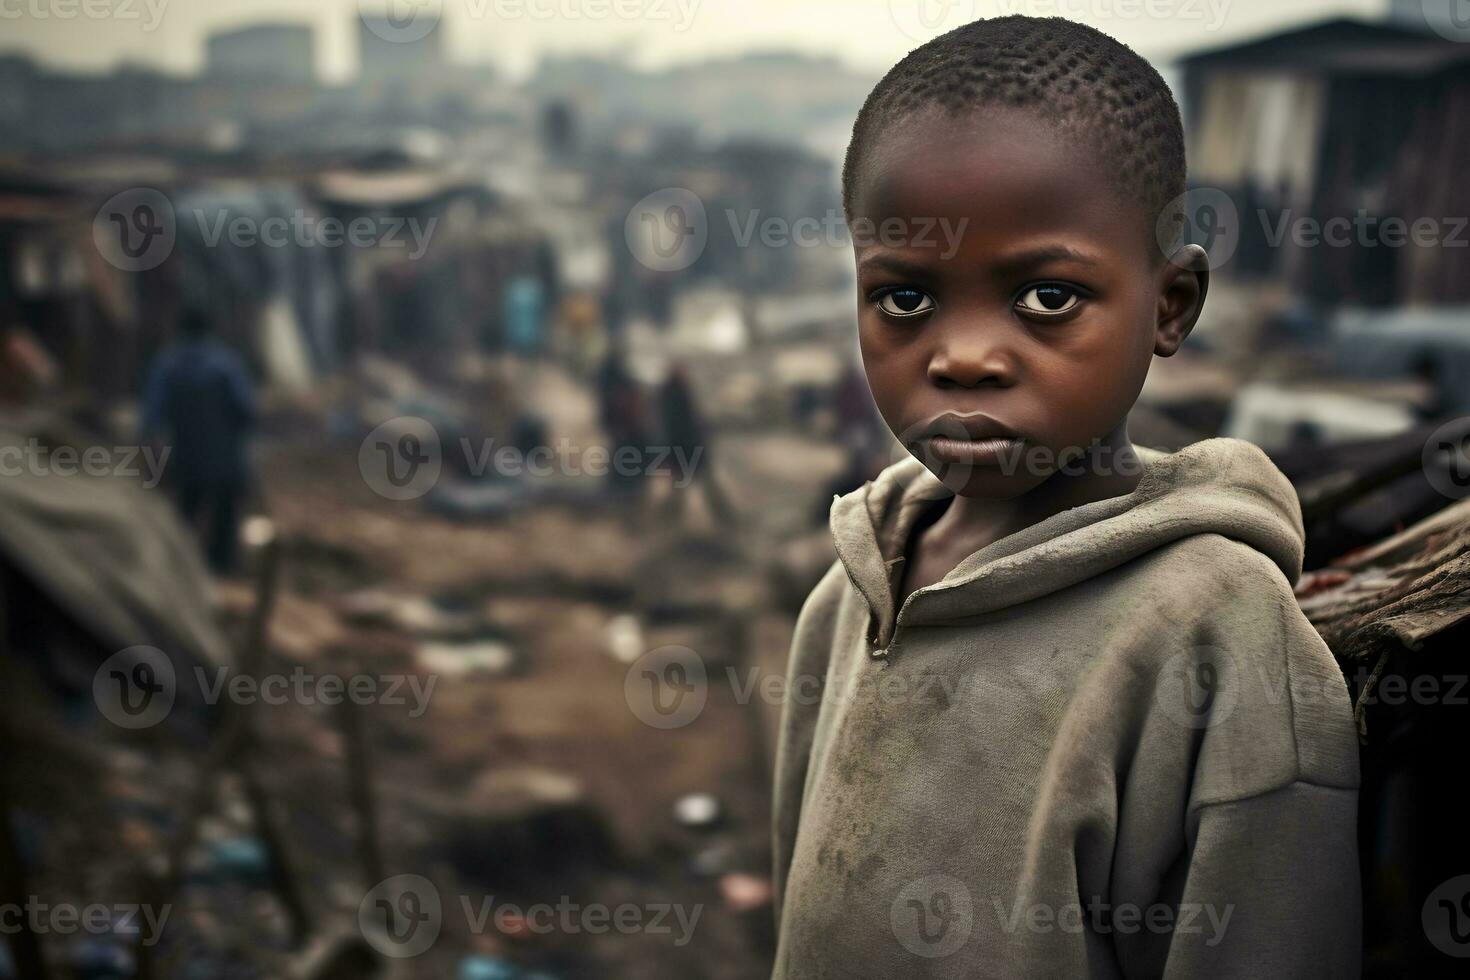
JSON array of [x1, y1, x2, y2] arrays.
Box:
[[830, 437, 1306, 653]]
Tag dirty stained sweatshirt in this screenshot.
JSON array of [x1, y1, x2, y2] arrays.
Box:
[[772, 438, 1360, 979]]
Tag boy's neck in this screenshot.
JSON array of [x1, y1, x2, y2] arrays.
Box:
[[930, 422, 1143, 559]]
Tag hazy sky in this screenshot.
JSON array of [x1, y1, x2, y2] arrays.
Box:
[[1, 0, 1388, 81]]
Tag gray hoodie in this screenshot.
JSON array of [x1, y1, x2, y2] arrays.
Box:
[[772, 438, 1360, 978]]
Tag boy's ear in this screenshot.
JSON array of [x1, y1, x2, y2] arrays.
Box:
[[1154, 243, 1209, 357]]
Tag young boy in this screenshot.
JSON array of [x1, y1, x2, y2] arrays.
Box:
[[771, 17, 1360, 978]]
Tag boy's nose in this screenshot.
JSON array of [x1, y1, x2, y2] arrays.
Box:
[[926, 327, 1018, 389]]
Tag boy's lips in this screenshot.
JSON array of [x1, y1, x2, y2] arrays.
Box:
[[920, 435, 1026, 467], [909, 413, 1027, 467]]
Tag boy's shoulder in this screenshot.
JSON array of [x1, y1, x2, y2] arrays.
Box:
[[1137, 532, 1359, 801], [1147, 524, 1297, 592]]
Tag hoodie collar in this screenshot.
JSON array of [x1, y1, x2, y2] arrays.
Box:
[[830, 439, 1305, 655]]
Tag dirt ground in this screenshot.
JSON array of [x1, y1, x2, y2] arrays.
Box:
[[2, 354, 852, 978], [191, 424, 847, 979]]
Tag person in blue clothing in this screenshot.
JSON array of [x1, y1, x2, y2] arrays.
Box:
[[141, 310, 257, 572]]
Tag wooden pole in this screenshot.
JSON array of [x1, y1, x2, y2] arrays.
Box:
[[0, 571, 52, 979], [337, 688, 386, 891], [136, 533, 286, 978], [239, 756, 314, 945]]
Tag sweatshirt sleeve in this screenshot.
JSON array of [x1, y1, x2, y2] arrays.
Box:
[[771, 561, 847, 925], [1111, 539, 1362, 979], [1159, 780, 1360, 979]]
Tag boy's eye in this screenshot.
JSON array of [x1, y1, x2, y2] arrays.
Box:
[[1015, 284, 1081, 317], [876, 288, 934, 317]]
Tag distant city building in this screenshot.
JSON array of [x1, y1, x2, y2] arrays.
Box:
[[358, 11, 444, 83], [0, 56, 39, 133], [206, 23, 315, 84], [541, 100, 578, 157]]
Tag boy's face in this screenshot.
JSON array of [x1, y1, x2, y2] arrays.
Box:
[[850, 107, 1203, 498]]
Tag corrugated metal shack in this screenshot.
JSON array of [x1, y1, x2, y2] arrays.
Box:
[[1179, 15, 1470, 308]]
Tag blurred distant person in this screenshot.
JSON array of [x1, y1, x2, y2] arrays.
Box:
[[141, 311, 257, 572], [815, 444, 891, 527], [504, 274, 547, 360], [596, 346, 649, 500], [1286, 419, 1325, 450], [0, 325, 58, 409], [813, 364, 893, 518], [658, 362, 734, 525], [1409, 351, 1449, 421], [833, 363, 884, 456]]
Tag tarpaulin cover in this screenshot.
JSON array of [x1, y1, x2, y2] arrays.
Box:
[[0, 413, 230, 673]]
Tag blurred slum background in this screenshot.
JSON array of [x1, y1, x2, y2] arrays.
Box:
[[3, 0, 1470, 977]]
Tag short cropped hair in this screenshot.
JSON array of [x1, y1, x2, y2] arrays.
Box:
[[842, 16, 1185, 248]]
